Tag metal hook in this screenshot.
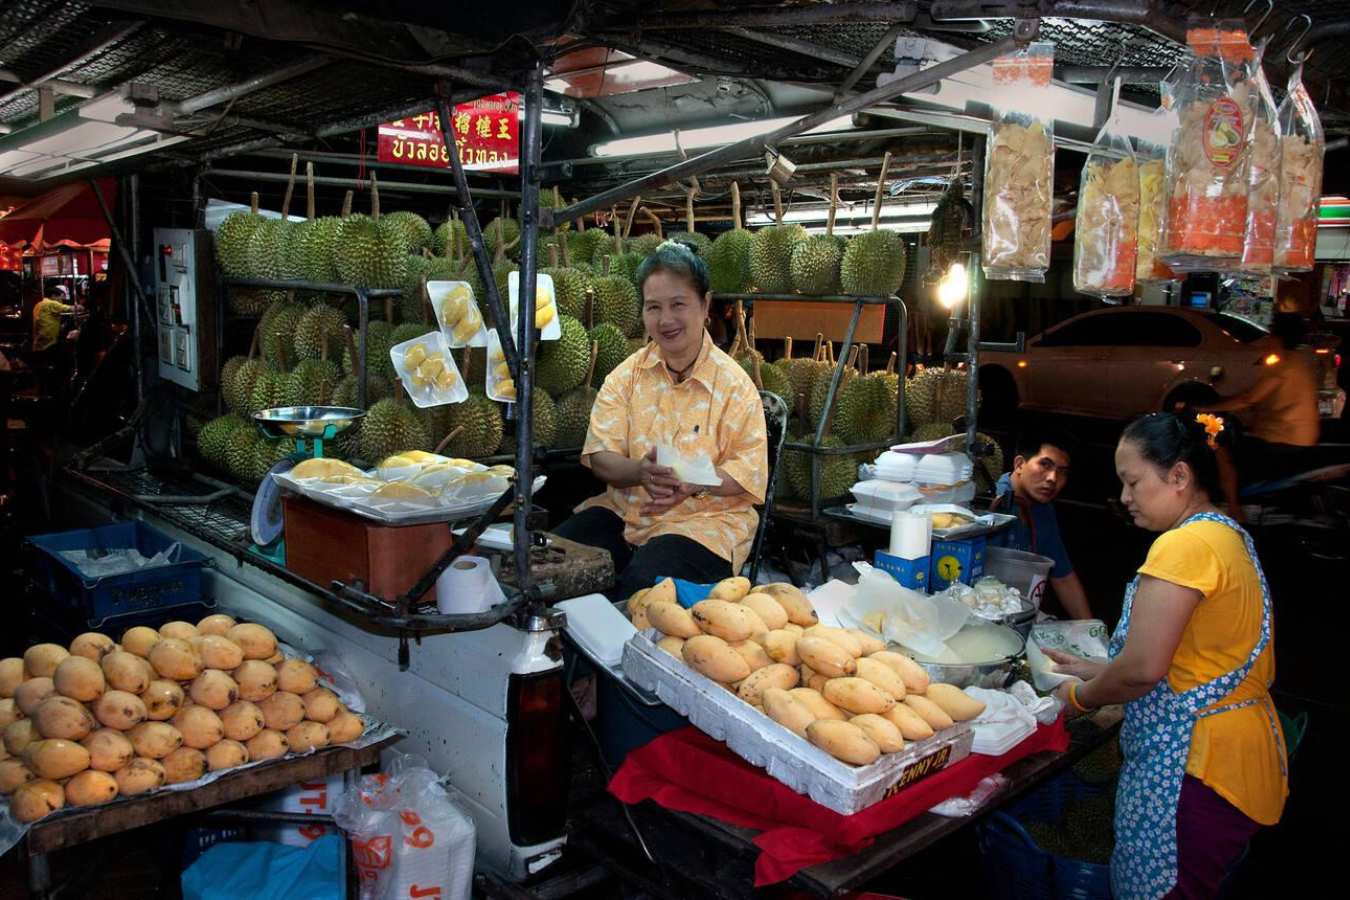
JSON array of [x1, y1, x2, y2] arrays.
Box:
[[1283, 13, 1314, 64], [1244, 0, 1274, 37]]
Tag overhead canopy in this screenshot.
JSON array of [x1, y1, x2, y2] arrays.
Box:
[[0, 179, 115, 250]]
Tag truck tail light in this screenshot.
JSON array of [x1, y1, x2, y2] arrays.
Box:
[[505, 671, 568, 846]]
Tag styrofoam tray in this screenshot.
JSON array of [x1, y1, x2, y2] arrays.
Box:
[[507, 271, 560, 341], [622, 631, 973, 815]]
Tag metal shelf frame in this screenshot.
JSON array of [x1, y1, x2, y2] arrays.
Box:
[[714, 293, 909, 520]]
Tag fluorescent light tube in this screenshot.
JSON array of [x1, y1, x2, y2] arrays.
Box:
[[746, 203, 938, 226], [591, 115, 854, 158]]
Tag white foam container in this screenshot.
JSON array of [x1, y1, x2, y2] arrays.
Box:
[[621, 631, 973, 815]]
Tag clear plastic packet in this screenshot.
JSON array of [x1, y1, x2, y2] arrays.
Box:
[[388, 331, 468, 408], [506, 271, 560, 341], [1274, 59, 1325, 274], [1072, 77, 1139, 298], [982, 42, 1055, 282], [430, 280, 487, 348], [1160, 22, 1259, 272], [1134, 68, 1182, 284], [484, 328, 517, 403], [1238, 36, 1281, 276]]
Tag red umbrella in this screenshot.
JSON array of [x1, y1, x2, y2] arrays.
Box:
[[0, 178, 116, 250]]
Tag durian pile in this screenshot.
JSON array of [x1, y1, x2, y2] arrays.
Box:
[[709, 167, 908, 299], [629, 576, 984, 767], [0, 617, 365, 823]]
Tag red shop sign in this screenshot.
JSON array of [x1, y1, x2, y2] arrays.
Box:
[[377, 92, 520, 175]]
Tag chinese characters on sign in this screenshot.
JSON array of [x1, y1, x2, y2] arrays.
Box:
[[377, 92, 520, 175]]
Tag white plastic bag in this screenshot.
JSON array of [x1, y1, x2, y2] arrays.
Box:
[[334, 753, 476, 900], [1026, 619, 1109, 692], [844, 563, 970, 658]]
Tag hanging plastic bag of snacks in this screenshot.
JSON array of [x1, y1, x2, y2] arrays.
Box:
[[1273, 55, 1324, 274], [1160, 22, 1258, 272], [1237, 35, 1281, 276], [1135, 69, 1182, 284], [982, 42, 1055, 283], [1073, 77, 1139, 298]]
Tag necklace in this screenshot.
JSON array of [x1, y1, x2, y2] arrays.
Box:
[[666, 356, 698, 383]]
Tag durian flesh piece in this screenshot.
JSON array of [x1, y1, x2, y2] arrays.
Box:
[[535, 303, 556, 329], [441, 293, 469, 324], [404, 344, 428, 370], [497, 380, 517, 400], [451, 304, 482, 342]]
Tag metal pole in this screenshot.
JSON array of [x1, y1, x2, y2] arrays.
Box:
[[204, 168, 521, 201], [433, 92, 522, 379], [544, 28, 1037, 229], [356, 289, 369, 410], [812, 301, 863, 518], [89, 178, 149, 400], [618, 2, 918, 29], [177, 56, 330, 114], [895, 298, 909, 439], [513, 63, 544, 595], [966, 134, 986, 449], [838, 21, 912, 97]]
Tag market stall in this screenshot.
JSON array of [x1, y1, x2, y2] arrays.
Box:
[[0, 0, 1339, 897]]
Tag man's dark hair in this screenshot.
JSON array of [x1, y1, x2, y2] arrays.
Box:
[[1014, 426, 1077, 463]]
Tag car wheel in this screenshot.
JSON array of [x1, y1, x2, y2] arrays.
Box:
[[978, 366, 1018, 424], [1164, 384, 1219, 413]]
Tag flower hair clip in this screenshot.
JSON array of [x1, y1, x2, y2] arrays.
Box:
[[1195, 413, 1224, 449]]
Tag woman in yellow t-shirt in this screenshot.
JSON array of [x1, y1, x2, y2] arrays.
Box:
[[1046, 412, 1287, 900], [552, 241, 768, 599]]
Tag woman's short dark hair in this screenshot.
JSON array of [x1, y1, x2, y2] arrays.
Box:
[[1121, 412, 1224, 501], [635, 240, 710, 298]]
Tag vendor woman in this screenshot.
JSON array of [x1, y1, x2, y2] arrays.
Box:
[[552, 241, 768, 599], [1046, 412, 1287, 900]]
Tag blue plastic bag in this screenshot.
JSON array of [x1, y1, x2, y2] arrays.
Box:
[[673, 578, 714, 608], [181, 834, 343, 900]]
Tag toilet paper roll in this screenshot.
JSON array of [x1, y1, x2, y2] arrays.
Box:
[[436, 554, 506, 615], [889, 511, 931, 559]]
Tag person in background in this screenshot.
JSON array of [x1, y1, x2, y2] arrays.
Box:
[[553, 241, 768, 599], [990, 427, 1092, 620], [1199, 312, 1320, 520], [1046, 412, 1286, 900], [30, 284, 76, 355]]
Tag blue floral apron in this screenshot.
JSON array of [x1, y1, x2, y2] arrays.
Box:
[[1108, 512, 1286, 900]]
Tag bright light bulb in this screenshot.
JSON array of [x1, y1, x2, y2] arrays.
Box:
[[937, 262, 968, 310]]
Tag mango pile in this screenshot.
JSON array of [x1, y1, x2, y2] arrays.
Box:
[[631, 577, 985, 767], [1, 616, 364, 823]]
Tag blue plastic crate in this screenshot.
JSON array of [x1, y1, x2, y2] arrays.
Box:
[[26, 521, 211, 626], [977, 773, 1112, 900]]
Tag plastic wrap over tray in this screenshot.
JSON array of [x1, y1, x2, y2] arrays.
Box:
[[622, 631, 973, 815], [273, 470, 546, 526]]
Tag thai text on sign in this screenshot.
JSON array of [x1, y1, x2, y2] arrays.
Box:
[[377, 92, 520, 175]]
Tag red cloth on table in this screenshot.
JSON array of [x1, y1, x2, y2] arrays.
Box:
[[609, 718, 1071, 886]]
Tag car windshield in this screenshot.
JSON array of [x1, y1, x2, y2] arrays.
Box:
[[1204, 313, 1268, 343]]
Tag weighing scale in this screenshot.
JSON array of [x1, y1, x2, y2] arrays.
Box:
[[248, 406, 367, 564]]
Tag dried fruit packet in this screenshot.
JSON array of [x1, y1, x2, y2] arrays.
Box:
[[1160, 22, 1259, 272], [1073, 77, 1138, 298], [981, 42, 1055, 283], [1273, 60, 1324, 274]]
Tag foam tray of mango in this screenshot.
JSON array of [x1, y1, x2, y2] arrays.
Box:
[[622, 578, 983, 815], [0, 618, 398, 853], [272, 455, 544, 526]]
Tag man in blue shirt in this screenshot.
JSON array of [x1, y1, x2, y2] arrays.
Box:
[[991, 427, 1092, 619]]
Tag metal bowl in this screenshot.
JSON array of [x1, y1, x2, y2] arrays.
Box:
[[907, 622, 1026, 689], [253, 406, 366, 440]]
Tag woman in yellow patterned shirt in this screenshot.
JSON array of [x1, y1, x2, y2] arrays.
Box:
[[552, 242, 768, 598], [1047, 413, 1287, 900]]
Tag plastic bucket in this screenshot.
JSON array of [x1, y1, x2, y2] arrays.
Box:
[[985, 546, 1054, 611]]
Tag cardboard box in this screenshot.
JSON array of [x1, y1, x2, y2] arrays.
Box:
[[282, 495, 452, 602], [873, 550, 931, 591], [928, 536, 986, 591]]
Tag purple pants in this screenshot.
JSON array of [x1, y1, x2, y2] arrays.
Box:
[[1161, 775, 1262, 899]]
